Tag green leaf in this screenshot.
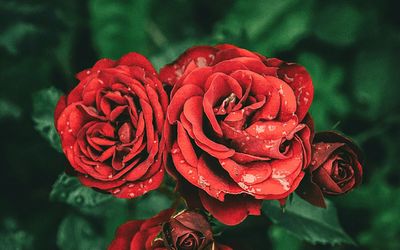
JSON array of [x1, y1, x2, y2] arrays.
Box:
[[0, 218, 33, 250], [50, 173, 112, 210], [150, 40, 205, 71], [298, 53, 349, 130], [89, 0, 150, 58], [352, 47, 400, 119], [0, 22, 38, 55], [57, 214, 106, 250], [133, 190, 173, 220], [313, 2, 363, 46], [215, 0, 315, 54], [0, 99, 22, 120], [269, 226, 302, 250], [263, 194, 355, 245], [32, 87, 63, 152]]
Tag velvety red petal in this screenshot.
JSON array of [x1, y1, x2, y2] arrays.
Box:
[[277, 63, 313, 121], [199, 192, 261, 226], [117, 52, 157, 75], [108, 220, 143, 250], [167, 84, 204, 124], [160, 46, 218, 85], [296, 173, 326, 208]]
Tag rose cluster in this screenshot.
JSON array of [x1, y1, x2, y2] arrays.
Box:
[[54, 44, 363, 249]]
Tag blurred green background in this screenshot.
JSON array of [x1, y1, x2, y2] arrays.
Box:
[[1, 0, 399, 249]]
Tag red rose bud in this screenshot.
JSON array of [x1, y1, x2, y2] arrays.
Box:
[[297, 131, 363, 207], [54, 52, 169, 199], [162, 211, 213, 250], [161, 44, 314, 225], [108, 209, 232, 250]]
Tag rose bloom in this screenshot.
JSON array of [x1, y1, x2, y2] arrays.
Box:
[[161, 44, 314, 225], [108, 209, 232, 250], [297, 131, 363, 207], [54, 53, 168, 198]]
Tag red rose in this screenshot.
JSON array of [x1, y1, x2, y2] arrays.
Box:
[[108, 209, 232, 250], [54, 53, 168, 198], [108, 209, 173, 250], [297, 131, 363, 207], [161, 44, 314, 225]]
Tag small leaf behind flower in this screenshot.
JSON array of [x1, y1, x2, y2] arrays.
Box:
[[57, 214, 106, 250], [32, 87, 63, 152], [50, 173, 112, 210], [263, 194, 355, 245]]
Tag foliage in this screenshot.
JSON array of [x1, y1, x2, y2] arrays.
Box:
[[1, 0, 399, 249], [32, 87, 63, 152], [263, 195, 354, 245]]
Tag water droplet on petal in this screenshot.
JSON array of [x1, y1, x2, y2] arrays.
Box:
[[242, 174, 257, 184], [129, 193, 135, 198], [112, 188, 121, 194]]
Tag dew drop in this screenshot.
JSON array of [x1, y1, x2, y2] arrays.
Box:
[[268, 125, 276, 131], [172, 148, 180, 154], [148, 178, 153, 184], [112, 188, 121, 194], [242, 174, 256, 184], [129, 193, 135, 198], [128, 184, 135, 188]]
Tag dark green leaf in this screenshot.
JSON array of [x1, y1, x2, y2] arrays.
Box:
[[352, 47, 400, 119], [263, 194, 355, 245], [0, 99, 22, 120], [269, 226, 302, 250], [0, 218, 33, 250], [215, 0, 315, 54], [57, 214, 106, 250], [0, 22, 38, 55], [133, 190, 173, 220], [313, 2, 363, 46], [298, 53, 349, 130], [50, 173, 112, 210], [89, 0, 150, 58], [32, 87, 63, 152]]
